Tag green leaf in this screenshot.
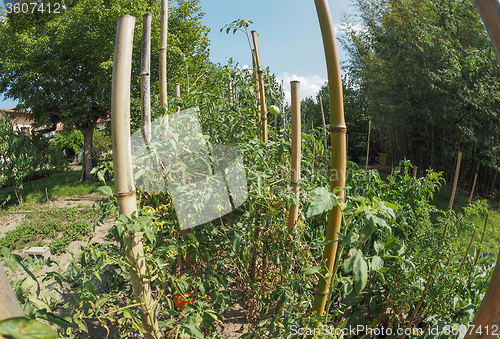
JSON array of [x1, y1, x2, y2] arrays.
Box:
[[353, 253, 368, 293], [306, 187, 337, 218], [374, 241, 384, 254], [0, 317, 58, 339], [300, 266, 320, 275], [371, 255, 384, 271], [96, 185, 113, 197], [187, 323, 204, 338]]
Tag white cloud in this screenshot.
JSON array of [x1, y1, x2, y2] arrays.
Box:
[[278, 72, 327, 104]]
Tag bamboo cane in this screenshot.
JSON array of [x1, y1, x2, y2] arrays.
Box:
[[141, 13, 152, 144], [310, 0, 347, 330], [365, 119, 372, 172], [448, 151, 462, 211], [446, 225, 477, 298], [111, 15, 159, 338], [468, 172, 478, 206], [159, 0, 168, 108], [473, 0, 500, 61], [466, 4, 500, 332], [466, 249, 500, 339], [319, 95, 327, 148], [251, 31, 268, 143], [288, 81, 301, 231], [474, 209, 489, 265], [174, 83, 180, 112], [0, 263, 24, 320]]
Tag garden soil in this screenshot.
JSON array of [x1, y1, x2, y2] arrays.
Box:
[[0, 195, 251, 338]]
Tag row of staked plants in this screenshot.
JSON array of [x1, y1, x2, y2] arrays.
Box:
[[1, 64, 495, 338]]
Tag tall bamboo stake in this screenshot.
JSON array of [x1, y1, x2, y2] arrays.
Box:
[[251, 31, 268, 143], [111, 15, 158, 338], [473, 0, 500, 60], [174, 83, 180, 98], [448, 151, 462, 211], [288, 81, 301, 231], [141, 13, 152, 144], [474, 209, 489, 265], [310, 0, 347, 330], [364, 118, 372, 172], [468, 172, 479, 206], [159, 0, 168, 108], [174, 83, 181, 112], [0, 263, 24, 320], [319, 95, 327, 148], [466, 2, 500, 332]]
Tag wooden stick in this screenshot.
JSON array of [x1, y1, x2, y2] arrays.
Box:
[[468, 172, 478, 206], [467, 248, 500, 339], [365, 119, 372, 172], [111, 15, 159, 338], [448, 151, 463, 210], [251, 31, 268, 143], [473, 0, 500, 61], [159, 0, 168, 108], [474, 209, 489, 265], [465, 4, 500, 332], [174, 83, 180, 112], [141, 13, 152, 144], [0, 263, 24, 320], [310, 0, 347, 331], [288, 81, 301, 231]]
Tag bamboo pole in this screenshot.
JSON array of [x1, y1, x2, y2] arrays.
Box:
[[473, 0, 500, 61], [174, 83, 180, 112], [0, 263, 24, 320], [111, 15, 159, 338], [319, 95, 327, 148], [465, 3, 500, 334], [364, 119, 372, 172], [174, 83, 180, 98], [466, 249, 500, 339], [288, 81, 301, 231], [310, 0, 347, 330], [474, 209, 489, 265], [159, 0, 168, 108], [251, 31, 268, 143], [141, 13, 152, 144], [448, 151, 463, 211], [468, 172, 478, 206]]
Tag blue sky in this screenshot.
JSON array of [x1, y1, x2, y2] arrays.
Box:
[[199, 0, 355, 102], [0, 0, 357, 108]]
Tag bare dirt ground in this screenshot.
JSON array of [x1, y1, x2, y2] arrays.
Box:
[[0, 195, 251, 338]]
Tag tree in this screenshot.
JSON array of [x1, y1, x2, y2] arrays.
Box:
[[0, 0, 210, 181], [341, 0, 500, 187], [0, 115, 39, 204]]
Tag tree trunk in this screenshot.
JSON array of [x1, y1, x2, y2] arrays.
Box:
[[80, 124, 96, 182]]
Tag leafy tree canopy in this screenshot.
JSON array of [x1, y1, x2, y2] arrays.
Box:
[[341, 0, 500, 183], [0, 0, 210, 181]]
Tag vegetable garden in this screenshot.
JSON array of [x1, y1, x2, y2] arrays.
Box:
[[0, 0, 500, 338]]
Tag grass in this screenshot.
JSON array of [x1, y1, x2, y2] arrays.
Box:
[[0, 166, 109, 209], [0, 206, 99, 255]]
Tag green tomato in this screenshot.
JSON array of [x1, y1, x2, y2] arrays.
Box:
[[268, 105, 280, 115]]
